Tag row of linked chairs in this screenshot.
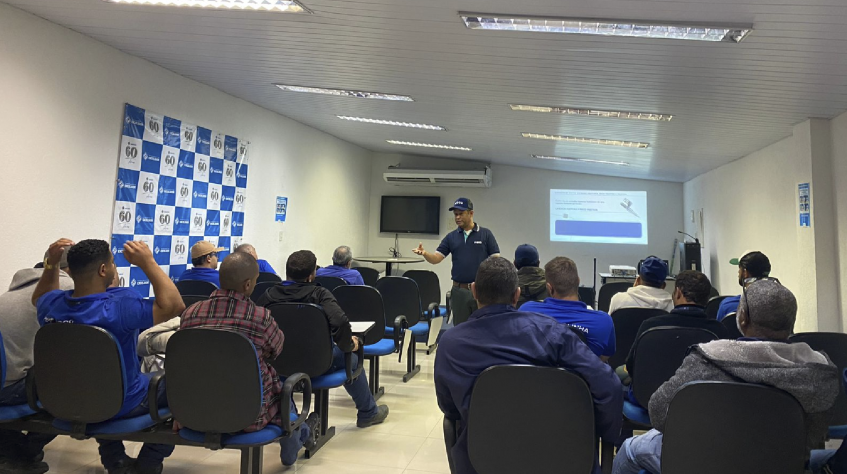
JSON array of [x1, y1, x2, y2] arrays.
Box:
[[0, 322, 312, 474], [176, 269, 450, 392], [443, 364, 835, 474]]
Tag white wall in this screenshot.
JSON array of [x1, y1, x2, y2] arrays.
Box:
[[367, 153, 684, 296], [684, 116, 847, 333], [831, 112, 847, 330], [0, 4, 372, 287]]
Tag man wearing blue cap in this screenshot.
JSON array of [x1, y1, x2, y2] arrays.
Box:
[[413, 197, 500, 325], [608, 256, 674, 315]]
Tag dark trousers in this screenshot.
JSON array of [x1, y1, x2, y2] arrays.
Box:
[[331, 346, 378, 421], [97, 380, 175, 470], [449, 287, 478, 326], [0, 379, 56, 461]]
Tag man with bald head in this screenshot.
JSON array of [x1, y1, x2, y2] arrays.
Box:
[[179, 252, 319, 466], [234, 243, 277, 275]]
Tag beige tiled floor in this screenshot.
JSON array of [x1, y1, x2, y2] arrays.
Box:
[[39, 349, 448, 474]]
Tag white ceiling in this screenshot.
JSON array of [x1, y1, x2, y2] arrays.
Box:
[[8, 0, 847, 182]]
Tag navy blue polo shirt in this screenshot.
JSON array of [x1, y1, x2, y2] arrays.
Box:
[[435, 223, 500, 283]]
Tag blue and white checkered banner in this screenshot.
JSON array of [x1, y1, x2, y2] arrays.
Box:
[[110, 103, 250, 296]]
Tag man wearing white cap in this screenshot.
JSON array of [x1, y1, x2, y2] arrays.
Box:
[[178, 241, 224, 288]]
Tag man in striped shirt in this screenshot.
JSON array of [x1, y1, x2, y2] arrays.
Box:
[[180, 252, 319, 466]]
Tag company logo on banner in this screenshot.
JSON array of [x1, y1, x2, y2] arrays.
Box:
[[111, 103, 250, 297]]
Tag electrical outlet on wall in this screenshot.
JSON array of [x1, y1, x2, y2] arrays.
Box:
[[278, 231, 284, 242], [690, 210, 695, 223]]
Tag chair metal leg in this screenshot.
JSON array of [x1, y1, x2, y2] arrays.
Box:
[[425, 316, 443, 355], [403, 331, 421, 383], [306, 389, 335, 458], [367, 355, 385, 401], [240, 446, 263, 474]]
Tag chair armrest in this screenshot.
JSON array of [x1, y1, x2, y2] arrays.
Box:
[[445, 291, 452, 324], [425, 302, 439, 320], [281, 373, 311, 435], [147, 372, 168, 423], [26, 368, 40, 412], [345, 337, 365, 383], [393, 315, 409, 353]]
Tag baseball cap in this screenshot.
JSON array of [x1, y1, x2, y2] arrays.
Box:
[[191, 241, 225, 259], [449, 197, 473, 212], [730, 251, 771, 278], [43, 248, 69, 269], [639, 256, 668, 284], [514, 244, 540, 268]]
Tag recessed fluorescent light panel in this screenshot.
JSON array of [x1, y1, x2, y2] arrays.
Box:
[[106, 0, 310, 12], [532, 154, 630, 166], [386, 140, 472, 151], [275, 85, 413, 101], [510, 104, 673, 122], [522, 132, 649, 149], [337, 116, 446, 131], [461, 14, 751, 43]]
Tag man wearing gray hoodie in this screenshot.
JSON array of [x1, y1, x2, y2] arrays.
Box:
[[0, 253, 74, 474], [613, 279, 840, 474]]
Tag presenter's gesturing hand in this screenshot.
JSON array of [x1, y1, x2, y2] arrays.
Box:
[[412, 243, 425, 256], [412, 242, 445, 265]]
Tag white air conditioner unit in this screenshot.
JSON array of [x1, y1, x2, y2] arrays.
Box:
[[383, 167, 492, 187]]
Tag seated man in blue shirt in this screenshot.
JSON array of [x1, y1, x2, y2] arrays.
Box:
[[234, 243, 277, 275], [435, 257, 623, 474], [716, 250, 771, 321], [315, 246, 365, 285], [521, 257, 616, 361], [178, 241, 223, 287], [32, 238, 185, 474]]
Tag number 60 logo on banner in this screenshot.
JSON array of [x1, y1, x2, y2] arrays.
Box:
[[111, 103, 250, 297]]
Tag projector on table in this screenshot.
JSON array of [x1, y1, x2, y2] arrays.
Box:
[[610, 265, 638, 278]]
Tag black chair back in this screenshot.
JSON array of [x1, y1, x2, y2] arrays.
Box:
[[597, 282, 633, 313], [166, 328, 262, 433], [250, 281, 277, 304], [468, 365, 594, 474], [181, 294, 209, 308], [608, 308, 669, 368], [33, 324, 124, 423], [314, 276, 347, 293], [577, 286, 596, 307], [705, 296, 729, 320], [353, 267, 380, 287], [375, 277, 422, 327], [404, 270, 441, 312], [721, 313, 743, 339], [257, 272, 282, 283], [333, 285, 386, 345], [662, 382, 806, 474], [631, 327, 718, 407], [175, 280, 217, 297], [267, 303, 334, 378], [789, 332, 847, 426], [709, 286, 720, 299]]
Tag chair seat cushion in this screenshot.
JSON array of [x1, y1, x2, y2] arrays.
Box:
[[179, 423, 285, 446], [437, 305, 448, 316], [311, 370, 348, 390], [0, 404, 37, 422], [829, 425, 847, 439], [623, 400, 651, 426], [53, 408, 171, 435], [364, 339, 395, 356]]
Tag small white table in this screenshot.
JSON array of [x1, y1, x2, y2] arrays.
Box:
[[350, 321, 375, 338]]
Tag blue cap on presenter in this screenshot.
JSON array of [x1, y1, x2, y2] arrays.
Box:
[[449, 197, 473, 212]]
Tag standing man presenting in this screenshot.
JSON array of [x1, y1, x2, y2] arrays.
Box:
[[412, 197, 500, 325]]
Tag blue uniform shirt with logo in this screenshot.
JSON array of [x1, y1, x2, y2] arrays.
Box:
[[36, 288, 155, 418], [257, 259, 277, 275], [520, 298, 617, 358], [434, 304, 623, 474], [316, 265, 365, 286], [435, 223, 500, 283], [178, 267, 220, 287]]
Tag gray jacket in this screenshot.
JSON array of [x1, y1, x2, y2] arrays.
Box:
[[0, 268, 74, 386], [648, 339, 840, 454]]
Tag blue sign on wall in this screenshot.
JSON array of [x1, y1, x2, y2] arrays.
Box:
[[276, 196, 288, 222]]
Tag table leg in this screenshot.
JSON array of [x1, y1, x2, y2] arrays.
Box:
[[386, 262, 393, 276]]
